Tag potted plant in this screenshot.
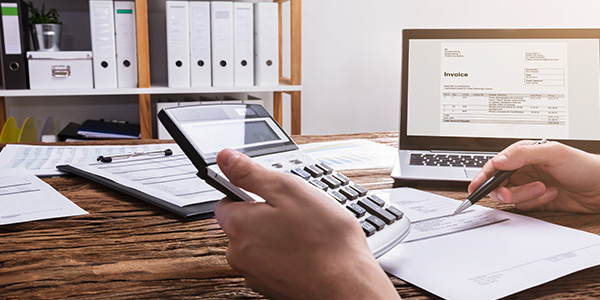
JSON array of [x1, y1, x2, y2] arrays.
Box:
[[28, 1, 62, 51]]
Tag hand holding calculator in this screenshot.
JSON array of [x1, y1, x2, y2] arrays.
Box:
[[158, 103, 410, 258]]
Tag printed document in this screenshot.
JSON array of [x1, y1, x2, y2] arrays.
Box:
[[298, 139, 396, 170], [0, 143, 178, 177], [0, 169, 87, 225], [63, 149, 223, 207], [376, 188, 600, 300]]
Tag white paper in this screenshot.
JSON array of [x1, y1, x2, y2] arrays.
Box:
[[0, 143, 177, 177], [0, 169, 87, 225], [298, 139, 397, 170], [376, 188, 600, 300], [64, 149, 223, 207]]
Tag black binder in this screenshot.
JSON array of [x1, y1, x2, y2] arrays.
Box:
[[0, 0, 29, 89]]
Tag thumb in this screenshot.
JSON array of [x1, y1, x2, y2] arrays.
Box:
[[216, 148, 288, 204]]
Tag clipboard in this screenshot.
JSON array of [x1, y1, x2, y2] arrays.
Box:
[[56, 152, 222, 220]]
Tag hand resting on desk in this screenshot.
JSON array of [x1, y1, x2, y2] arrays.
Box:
[[469, 140, 600, 213], [214, 148, 400, 300]]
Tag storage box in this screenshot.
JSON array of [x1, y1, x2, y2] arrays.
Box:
[[27, 51, 94, 89]]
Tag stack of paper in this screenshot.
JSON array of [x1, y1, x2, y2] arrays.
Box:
[[375, 188, 600, 300], [0, 169, 87, 225]]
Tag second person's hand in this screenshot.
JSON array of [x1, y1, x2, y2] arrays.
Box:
[[468, 140, 600, 213]]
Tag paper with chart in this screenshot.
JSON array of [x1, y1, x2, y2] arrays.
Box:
[[0, 169, 87, 225], [298, 139, 397, 170], [0, 143, 178, 177], [375, 188, 600, 300], [62, 149, 223, 207]]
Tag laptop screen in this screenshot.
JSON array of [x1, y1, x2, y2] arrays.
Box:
[[400, 29, 600, 153]]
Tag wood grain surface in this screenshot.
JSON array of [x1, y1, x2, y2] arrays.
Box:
[[1, 133, 598, 299]]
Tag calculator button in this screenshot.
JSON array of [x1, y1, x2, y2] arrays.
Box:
[[339, 186, 359, 200], [366, 215, 386, 231], [290, 159, 303, 164], [271, 163, 283, 169], [304, 165, 324, 178], [361, 221, 377, 237], [315, 162, 334, 175], [309, 179, 329, 191], [328, 190, 348, 204], [366, 194, 385, 207], [386, 205, 405, 220], [350, 184, 368, 197], [346, 203, 366, 218], [321, 175, 341, 189], [291, 168, 311, 180], [358, 199, 396, 225], [333, 173, 350, 185]]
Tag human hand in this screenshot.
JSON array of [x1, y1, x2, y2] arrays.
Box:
[[213, 149, 400, 300], [468, 140, 600, 213]]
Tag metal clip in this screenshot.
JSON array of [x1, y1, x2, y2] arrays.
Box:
[[52, 65, 71, 78]]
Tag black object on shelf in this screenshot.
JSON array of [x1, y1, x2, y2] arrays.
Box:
[[77, 119, 141, 139], [57, 122, 84, 141]]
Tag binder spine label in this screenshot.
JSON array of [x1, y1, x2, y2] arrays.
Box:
[[1, 3, 21, 54]]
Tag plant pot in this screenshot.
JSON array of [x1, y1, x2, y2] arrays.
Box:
[[30, 23, 62, 51]]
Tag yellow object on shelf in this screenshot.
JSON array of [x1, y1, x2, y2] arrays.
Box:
[[0, 117, 20, 143], [0, 117, 38, 143], [18, 117, 37, 142]]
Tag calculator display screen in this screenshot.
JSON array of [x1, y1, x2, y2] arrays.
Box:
[[170, 104, 297, 164]]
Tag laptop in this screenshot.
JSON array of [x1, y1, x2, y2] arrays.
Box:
[[392, 28, 600, 182]]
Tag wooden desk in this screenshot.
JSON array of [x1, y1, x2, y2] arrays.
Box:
[[1, 133, 599, 299]]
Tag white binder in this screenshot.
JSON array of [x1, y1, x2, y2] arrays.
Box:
[[254, 2, 279, 86], [210, 1, 234, 87], [156, 101, 178, 139], [114, 1, 138, 88], [233, 2, 254, 87], [89, 0, 118, 89], [189, 1, 211, 87], [166, 1, 190, 87]]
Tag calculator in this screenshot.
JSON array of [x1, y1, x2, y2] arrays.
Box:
[[158, 103, 410, 258]]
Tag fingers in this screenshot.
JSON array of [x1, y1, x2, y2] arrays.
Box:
[[513, 187, 559, 211], [468, 140, 564, 194], [490, 183, 559, 210], [216, 148, 296, 205], [214, 197, 249, 237], [491, 140, 563, 171], [491, 182, 546, 204]]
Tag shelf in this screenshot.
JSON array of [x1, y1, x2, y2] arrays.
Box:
[[0, 85, 302, 97], [0, 0, 301, 139]]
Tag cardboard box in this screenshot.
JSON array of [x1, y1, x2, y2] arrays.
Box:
[[27, 51, 94, 89]]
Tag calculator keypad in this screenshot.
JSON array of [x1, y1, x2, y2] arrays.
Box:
[[290, 162, 406, 238]]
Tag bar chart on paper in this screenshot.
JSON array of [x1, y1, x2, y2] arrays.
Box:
[[298, 139, 397, 170]]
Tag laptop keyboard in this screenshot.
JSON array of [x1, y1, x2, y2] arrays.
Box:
[[410, 153, 493, 167]]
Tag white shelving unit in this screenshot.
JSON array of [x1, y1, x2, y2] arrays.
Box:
[[0, 0, 302, 138]]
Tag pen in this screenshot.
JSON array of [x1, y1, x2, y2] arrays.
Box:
[[97, 149, 173, 163], [453, 138, 548, 215]]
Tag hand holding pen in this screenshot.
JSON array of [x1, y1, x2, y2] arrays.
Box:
[[457, 139, 600, 214], [454, 139, 547, 215]]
